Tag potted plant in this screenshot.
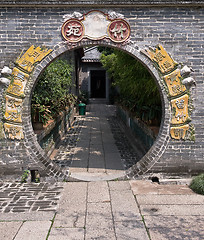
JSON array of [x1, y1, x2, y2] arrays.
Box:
[[31, 104, 52, 130]]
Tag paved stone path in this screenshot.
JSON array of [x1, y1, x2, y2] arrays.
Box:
[[0, 180, 204, 239], [52, 103, 145, 181]]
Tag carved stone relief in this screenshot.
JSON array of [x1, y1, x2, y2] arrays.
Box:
[[141, 44, 195, 141], [4, 45, 52, 140]]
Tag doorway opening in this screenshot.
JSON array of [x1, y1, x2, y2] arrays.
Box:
[[90, 70, 106, 98], [24, 41, 170, 181]]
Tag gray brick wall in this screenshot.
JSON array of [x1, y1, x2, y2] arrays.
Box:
[[0, 4, 203, 180]]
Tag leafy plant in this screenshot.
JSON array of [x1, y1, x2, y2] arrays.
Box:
[[31, 59, 76, 124], [190, 174, 204, 195], [21, 170, 30, 183], [100, 49, 162, 125]]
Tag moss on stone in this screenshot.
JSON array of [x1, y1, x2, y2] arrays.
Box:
[[0, 121, 5, 139]]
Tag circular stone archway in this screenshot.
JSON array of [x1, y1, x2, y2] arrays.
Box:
[[22, 40, 170, 181]]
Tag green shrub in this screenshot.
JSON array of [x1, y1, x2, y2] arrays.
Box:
[[99, 48, 162, 125], [21, 170, 30, 183], [189, 174, 204, 195], [31, 59, 76, 124]]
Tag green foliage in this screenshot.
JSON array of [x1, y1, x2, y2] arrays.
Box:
[[100, 49, 162, 124], [21, 170, 30, 183], [190, 174, 204, 195], [31, 59, 76, 124]]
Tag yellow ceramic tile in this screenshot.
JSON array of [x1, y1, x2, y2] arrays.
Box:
[[171, 94, 189, 124], [16, 45, 52, 73], [170, 124, 189, 140], [4, 123, 24, 140], [163, 69, 186, 97], [143, 44, 178, 74]]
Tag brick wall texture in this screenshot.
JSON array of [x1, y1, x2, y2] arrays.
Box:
[[0, 4, 203, 180]]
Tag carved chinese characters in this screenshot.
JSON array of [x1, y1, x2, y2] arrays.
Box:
[[163, 70, 186, 97], [4, 45, 52, 140], [61, 11, 130, 43], [108, 20, 130, 42], [142, 45, 178, 74], [4, 96, 23, 123], [62, 19, 84, 42], [7, 68, 29, 97], [4, 123, 24, 140], [16, 45, 52, 73], [170, 125, 190, 140], [141, 44, 195, 141], [171, 94, 189, 124]]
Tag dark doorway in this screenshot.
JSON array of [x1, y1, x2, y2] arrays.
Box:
[[91, 70, 106, 98]]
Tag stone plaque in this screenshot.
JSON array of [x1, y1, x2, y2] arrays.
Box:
[[61, 10, 130, 43]]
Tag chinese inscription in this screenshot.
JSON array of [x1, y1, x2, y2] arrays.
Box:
[[171, 94, 189, 125], [16, 45, 52, 73], [61, 11, 130, 43], [170, 125, 189, 140], [4, 123, 24, 140], [4, 45, 52, 140], [62, 20, 84, 42], [163, 69, 186, 97], [108, 20, 130, 42], [142, 44, 178, 74], [142, 44, 194, 141]]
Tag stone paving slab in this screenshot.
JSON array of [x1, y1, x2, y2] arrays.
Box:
[[108, 181, 131, 191], [148, 226, 204, 240], [137, 194, 204, 205], [0, 212, 55, 221], [110, 186, 141, 221], [115, 220, 149, 240], [85, 227, 116, 240], [87, 181, 110, 203], [86, 202, 113, 229], [53, 182, 87, 228], [144, 215, 204, 239], [14, 221, 51, 240], [144, 215, 204, 229], [48, 228, 85, 240], [130, 180, 194, 195], [0, 221, 23, 240], [141, 204, 204, 216]]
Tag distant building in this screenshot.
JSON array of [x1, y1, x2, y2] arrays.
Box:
[[79, 47, 110, 101]]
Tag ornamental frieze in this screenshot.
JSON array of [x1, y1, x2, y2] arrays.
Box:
[[4, 96, 23, 123], [171, 94, 189, 125], [4, 45, 53, 140], [141, 44, 178, 74], [141, 44, 195, 141], [163, 69, 186, 97], [4, 123, 24, 140], [16, 45, 52, 73], [170, 125, 189, 140], [6, 81, 25, 97], [61, 10, 130, 43]]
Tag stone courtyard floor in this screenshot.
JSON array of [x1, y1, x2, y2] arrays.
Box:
[[0, 180, 204, 239]]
